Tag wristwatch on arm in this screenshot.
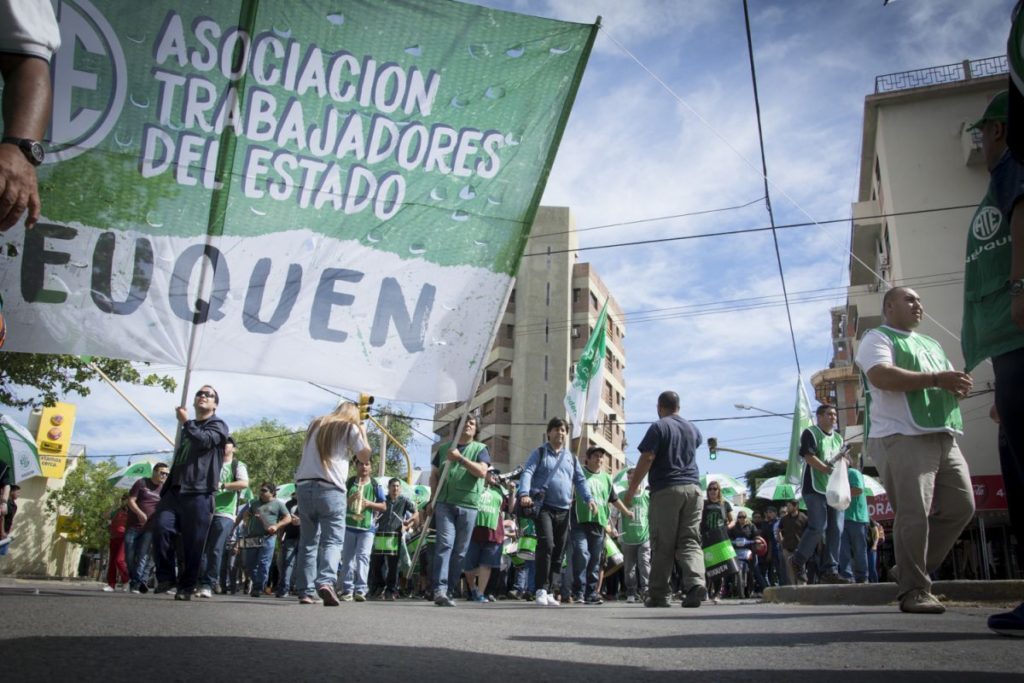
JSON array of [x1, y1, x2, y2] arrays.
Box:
[[1, 137, 45, 166]]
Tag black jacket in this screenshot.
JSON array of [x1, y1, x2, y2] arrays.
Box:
[[165, 416, 230, 494]]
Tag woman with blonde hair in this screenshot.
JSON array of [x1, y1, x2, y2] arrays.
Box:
[[293, 401, 371, 606]]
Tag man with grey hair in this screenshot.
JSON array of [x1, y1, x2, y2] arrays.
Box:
[[855, 287, 974, 614]]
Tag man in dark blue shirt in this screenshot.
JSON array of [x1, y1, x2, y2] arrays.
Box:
[[152, 384, 230, 601], [624, 390, 706, 608]]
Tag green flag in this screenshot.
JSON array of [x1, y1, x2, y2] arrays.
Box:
[[564, 300, 608, 438], [785, 378, 813, 485]]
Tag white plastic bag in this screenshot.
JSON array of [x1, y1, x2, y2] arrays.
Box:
[[826, 457, 851, 511]]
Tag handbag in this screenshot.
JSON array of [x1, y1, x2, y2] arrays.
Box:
[[826, 456, 851, 511], [520, 447, 567, 519]]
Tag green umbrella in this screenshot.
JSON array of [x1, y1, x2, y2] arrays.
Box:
[[732, 505, 754, 520], [375, 476, 415, 500], [755, 475, 802, 501], [701, 473, 747, 499], [413, 484, 432, 510], [860, 474, 886, 497], [275, 482, 296, 502], [107, 458, 161, 489], [0, 415, 42, 483]]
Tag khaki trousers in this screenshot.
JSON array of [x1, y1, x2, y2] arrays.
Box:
[[868, 432, 974, 598], [647, 483, 705, 601]]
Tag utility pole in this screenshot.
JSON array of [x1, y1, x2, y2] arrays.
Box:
[[378, 413, 389, 477]]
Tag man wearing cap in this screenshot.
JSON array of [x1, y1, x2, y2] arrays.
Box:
[[152, 385, 231, 601], [856, 288, 975, 614], [961, 90, 1024, 636]]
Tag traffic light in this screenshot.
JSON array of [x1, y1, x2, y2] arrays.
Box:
[[358, 393, 374, 421], [708, 437, 718, 461]]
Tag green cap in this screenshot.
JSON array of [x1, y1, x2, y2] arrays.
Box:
[[967, 90, 1008, 131]]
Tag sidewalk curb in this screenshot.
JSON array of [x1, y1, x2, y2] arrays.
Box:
[[763, 580, 1024, 606]]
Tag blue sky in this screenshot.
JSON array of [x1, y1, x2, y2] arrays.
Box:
[[9, 0, 1012, 483]]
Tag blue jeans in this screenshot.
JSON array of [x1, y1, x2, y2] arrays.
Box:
[[794, 490, 844, 575], [341, 528, 374, 595], [570, 523, 605, 599], [276, 537, 299, 596], [839, 520, 869, 582], [243, 536, 276, 593], [199, 515, 234, 590], [868, 548, 879, 583], [432, 502, 478, 597], [124, 527, 150, 589], [514, 560, 535, 593], [295, 480, 348, 597]]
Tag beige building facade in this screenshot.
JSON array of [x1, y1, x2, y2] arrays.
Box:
[[812, 56, 1015, 578], [434, 206, 627, 474]]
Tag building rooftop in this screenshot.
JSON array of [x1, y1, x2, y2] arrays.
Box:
[[874, 55, 1007, 94]]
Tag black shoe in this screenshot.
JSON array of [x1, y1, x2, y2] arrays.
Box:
[[584, 594, 604, 605], [682, 585, 708, 608], [250, 590, 262, 598], [644, 597, 671, 608], [154, 581, 175, 595], [137, 583, 149, 594], [174, 590, 191, 601]]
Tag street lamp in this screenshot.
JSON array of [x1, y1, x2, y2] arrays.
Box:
[[734, 403, 793, 420]]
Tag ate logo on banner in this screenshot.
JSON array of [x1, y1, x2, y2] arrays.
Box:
[[48, 0, 127, 163]]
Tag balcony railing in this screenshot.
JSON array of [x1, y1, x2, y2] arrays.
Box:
[[874, 55, 1007, 94]]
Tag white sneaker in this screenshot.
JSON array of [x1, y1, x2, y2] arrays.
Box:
[[102, 585, 115, 592], [626, 594, 638, 604], [534, 589, 550, 606], [543, 592, 561, 606], [198, 587, 213, 599]]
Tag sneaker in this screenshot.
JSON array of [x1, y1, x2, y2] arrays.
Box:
[[644, 596, 671, 608], [473, 593, 488, 603], [626, 594, 638, 604], [138, 583, 149, 594], [584, 594, 604, 605], [543, 592, 562, 607], [353, 593, 366, 602], [988, 602, 1024, 637], [249, 590, 262, 598], [120, 583, 130, 592], [486, 594, 496, 602], [899, 589, 945, 614], [434, 594, 456, 607], [317, 584, 341, 606], [130, 588, 141, 594], [174, 590, 192, 601], [339, 592, 354, 602], [506, 590, 521, 601], [682, 584, 708, 608], [384, 591, 396, 602], [153, 581, 175, 595], [534, 589, 550, 606], [102, 585, 115, 592], [298, 595, 316, 605], [197, 587, 213, 599], [821, 572, 853, 585]]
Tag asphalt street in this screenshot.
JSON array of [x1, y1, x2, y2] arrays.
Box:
[[1, 580, 1021, 682]]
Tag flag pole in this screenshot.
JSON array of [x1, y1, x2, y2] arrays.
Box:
[[407, 277, 517, 581], [86, 362, 175, 446]]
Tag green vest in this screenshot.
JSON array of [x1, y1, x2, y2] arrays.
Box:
[[346, 480, 377, 530], [436, 441, 486, 509], [805, 425, 843, 494], [475, 486, 502, 530], [574, 469, 612, 527], [871, 326, 964, 434], [213, 460, 243, 516], [621, 490, 649, 545], [961, 166, 1024, 372]]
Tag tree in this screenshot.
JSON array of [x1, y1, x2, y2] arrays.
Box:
[[1, 354, 176, 409], [366, 405, 415, 480], [44, 456, 121, 553], [231, 419, 306, 491], [743, 461, 787, 515]]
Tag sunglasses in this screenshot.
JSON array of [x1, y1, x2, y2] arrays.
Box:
[[195, 390, 216, 399], [260, 487, 272, 493], [156, 471, 168, 477], [707, 486, 719, 490]]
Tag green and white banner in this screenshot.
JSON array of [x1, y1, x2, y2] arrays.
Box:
[[0, 0, 596, 402]]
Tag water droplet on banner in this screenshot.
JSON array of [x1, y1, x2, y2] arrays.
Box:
[[468, 44, 489, 58], [486, 196, 502, 206], [129, 93, 149, 109], [549, 46, 571, 55], [250, 207, 267, 216], [405, 45, 422, 56], [450, 96, 468, 108], [126, 33, 147, 44], [459, 185, 476, 200], [409, 244, 427, 255], [430, 187, 447, 201], [114, 131, 134, 148], [484, 86, 506, 100], [274, 26, 292, 38], [505, 46, 525, 58], [365, 231, 382, 243], [145, 212, 163, 228], [451, 210, 470, 222], [326, 13, 345, 26]]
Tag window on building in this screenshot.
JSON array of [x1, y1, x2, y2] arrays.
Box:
[[545, 320, 550, 344], [506, 323, 514, 340], [572, 324, 581, 339], [546, 246, 552, 270], [509, 288, 516, 304], [590, 292, 599, 310], [542, 393, 548, 420], [573, 288, 581, 303]]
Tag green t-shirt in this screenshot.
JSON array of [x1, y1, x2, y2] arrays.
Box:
[[475, 486, 503, 530], [845, 468, 869, 524], [213, 459, 248, 516], [574, 469, 613, 527], [620, 489, 649, 545]]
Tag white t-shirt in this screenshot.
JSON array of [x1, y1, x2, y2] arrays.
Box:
[[854, 326, 957, 439], [294, 424, 368, 492], [0, 1, 61, 61]]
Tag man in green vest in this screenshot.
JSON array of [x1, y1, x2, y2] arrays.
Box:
[[789, 404, 849, 585], [428, 414, 490, 607], [961, 88, 1024, 636], [569, 446, 633, 604], [855, 287, 975, 614]]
